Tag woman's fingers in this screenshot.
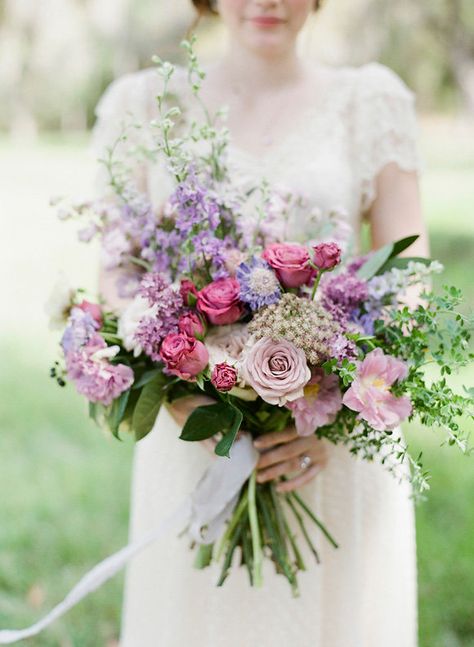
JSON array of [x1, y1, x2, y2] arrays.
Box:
[[275, 464, 321, 493], [256, 436, 327, 470], [256, 456, 303, 483], [253, 426, 299, 450], [256, 436, 310, 469]]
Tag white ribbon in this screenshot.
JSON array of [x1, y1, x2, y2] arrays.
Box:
[[0, 435, 259, 644]]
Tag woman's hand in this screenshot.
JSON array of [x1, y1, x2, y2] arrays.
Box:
[[165, 394, 218, 457], [253, 426, 328, 493]]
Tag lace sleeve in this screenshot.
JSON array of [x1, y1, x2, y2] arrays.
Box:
[[354, 62, 423, 214], [89, 70, 153, 199]]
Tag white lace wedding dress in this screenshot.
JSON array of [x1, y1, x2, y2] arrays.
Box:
[[92, 60, 421, 647]]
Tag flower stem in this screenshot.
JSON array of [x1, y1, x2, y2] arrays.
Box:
[[310, 270, 324, 300], [248, 471, 263, 587], [290, 491, 339, 549], [215, 488, 248, 562]]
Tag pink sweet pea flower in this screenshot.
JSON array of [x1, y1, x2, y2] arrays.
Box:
[[342, 348, 412, 431], [262, 243, 313, 288], [287, 369, 342, 435]]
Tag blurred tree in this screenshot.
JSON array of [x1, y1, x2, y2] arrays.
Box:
[[348, 0, 474, 112], [1, 0, 473, 135]]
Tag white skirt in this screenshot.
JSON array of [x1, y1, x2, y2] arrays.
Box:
[[119, 405, 417, 647]]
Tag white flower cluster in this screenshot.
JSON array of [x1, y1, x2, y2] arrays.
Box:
[[367, 261, 443, 301]]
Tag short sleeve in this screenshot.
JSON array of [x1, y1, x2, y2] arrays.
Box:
[[354, 62, 423, 214], [89, 70, 154, 198]]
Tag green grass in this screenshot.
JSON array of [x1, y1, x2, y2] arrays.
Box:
[[0, 348, 134, 646], [0, 121, 473, 645]]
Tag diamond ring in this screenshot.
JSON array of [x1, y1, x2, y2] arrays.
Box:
[[299, 454, 312, 470]]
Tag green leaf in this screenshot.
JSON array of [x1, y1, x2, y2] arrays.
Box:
[[179, 402, 235, 442], [193, 543, 214, 569], [357, 243, 394, 280], [131, 373, 168, 441], [391, 234, 419, 256], [106, 390, 131, 440], [132, 368, 162, 390], [214, 406, 243, 458], [376, 256, 431, 275], [357, 235, 420, 280]]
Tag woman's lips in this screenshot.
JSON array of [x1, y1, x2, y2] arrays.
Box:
[[249, 16, 285, 27]]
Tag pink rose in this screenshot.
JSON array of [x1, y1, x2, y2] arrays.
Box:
[[262, 243, 313, 288], [197, 278, 244, 325], [211, 362, 238, 392], [312, 242, 342, 271], [178, 311, 206, 339], [179, 279, 198, 306], [160, 332, 209, 381], [342, 348, 412, 431], [241, 337, 311, 405], [286, 369, 342, 435], [77, 300, 103, 326]]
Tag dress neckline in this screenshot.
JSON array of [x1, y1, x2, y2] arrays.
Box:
[[174, 62, 349, 165]]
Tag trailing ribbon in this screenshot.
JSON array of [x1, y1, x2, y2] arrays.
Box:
[[0, 435, 259, 644]]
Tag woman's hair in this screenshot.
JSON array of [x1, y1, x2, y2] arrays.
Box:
[[191, 0, 323, 16]]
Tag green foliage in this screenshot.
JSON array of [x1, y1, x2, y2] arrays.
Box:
[[357, 234, 419, 279], [131, 372, 169, 441]]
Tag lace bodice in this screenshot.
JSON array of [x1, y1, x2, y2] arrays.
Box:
[[91, 60, 422, 253]]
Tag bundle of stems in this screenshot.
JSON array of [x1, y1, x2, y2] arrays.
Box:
[[193, 471, 338, 595]]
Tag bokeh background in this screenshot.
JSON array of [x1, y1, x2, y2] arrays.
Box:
[[0, 0, 473, 645]]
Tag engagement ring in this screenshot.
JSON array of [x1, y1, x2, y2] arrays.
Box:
[[299, 454, 312, 470]]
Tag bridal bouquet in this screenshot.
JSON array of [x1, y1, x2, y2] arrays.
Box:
[[48, 38, 473, 595]]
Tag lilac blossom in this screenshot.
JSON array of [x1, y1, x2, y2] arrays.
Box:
[[236, 257, 281, 310], [322, 272, 369, 314], [170, 169, 221, 235], [133, 272, 183, 361]]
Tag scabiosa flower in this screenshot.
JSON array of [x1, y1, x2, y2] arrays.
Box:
[[248, 293, 343, 365], [236, 257, 281, 311]]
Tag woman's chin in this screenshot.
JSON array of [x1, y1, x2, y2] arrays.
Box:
[[239, 30, 295, 58]]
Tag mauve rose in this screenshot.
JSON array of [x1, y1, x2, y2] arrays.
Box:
[[178, 311, 206, 339], [262, 243, 313, 288], [78, 300, 103, 326], [312, 242, 342, 271], [241, 337, 311, 405], [211, 362, 238, 392], [160, 332, 209, 381], [197, 278, 244, 325], [180, 279, 198, 306]]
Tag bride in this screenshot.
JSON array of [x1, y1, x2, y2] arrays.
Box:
[[93, 1, 429, 645]]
